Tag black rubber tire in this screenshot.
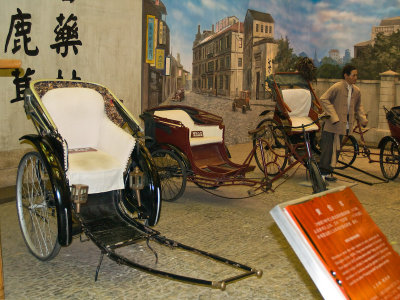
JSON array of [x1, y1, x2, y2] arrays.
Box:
[[242, 105, 246, 114], [152, 149, 187, 202], [16, 151, 61, 261], [308, 159, 327, 193], [121, 147, 161, 227], [310, 131, 321, 155], [379, 138, 400, 180], [336, 135, 358, 169], [232, 103, 236, 112], [253, 119, 288, 176]]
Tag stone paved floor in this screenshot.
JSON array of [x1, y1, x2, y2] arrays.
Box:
[[1, 92, 399, 299]]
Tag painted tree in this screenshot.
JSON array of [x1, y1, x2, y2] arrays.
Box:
[[352, 31, 400, 80], [273, 36, 298, 72], [317, 61, 341, 79]]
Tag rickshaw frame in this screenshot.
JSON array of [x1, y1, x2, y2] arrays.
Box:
[[143, 72, 329, 202], [13, 79, 261, 290], [332, 106, 400, 181]]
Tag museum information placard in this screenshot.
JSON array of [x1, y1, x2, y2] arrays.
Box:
[[271, 187, 400, 300]]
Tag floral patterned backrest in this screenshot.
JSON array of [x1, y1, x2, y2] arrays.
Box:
[[33, 80, 125, 127]]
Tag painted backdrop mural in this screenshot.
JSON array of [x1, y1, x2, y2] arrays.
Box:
[[165, 0, 400, 75], [143, 0, 400, 146]]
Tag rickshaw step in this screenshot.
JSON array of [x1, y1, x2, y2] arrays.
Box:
[[206, 165, 240, 176], [75, 193, 262, 289], [78, 192, 155, 250], [84, 215, 152, 249], [205, 164, 256, 175]]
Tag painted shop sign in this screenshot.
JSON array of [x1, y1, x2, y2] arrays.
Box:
[[155, 48, 165, 71], [165, 56, 170, 76], [145, 15, 155, 64]]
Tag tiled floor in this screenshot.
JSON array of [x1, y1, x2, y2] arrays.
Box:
[[1, 142, 399, 299], [0, 186, 14, 205]]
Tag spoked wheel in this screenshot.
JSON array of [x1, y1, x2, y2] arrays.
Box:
[[336, 135, 358, 169], [152, 149, 187, 202], [308, 159, 327, 193], [16, 151, 60, 261], [379, 138, 400, 180], [253, 119, 288, 176]]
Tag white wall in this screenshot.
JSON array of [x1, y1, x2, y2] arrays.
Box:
[[0, 0, 142, 187]]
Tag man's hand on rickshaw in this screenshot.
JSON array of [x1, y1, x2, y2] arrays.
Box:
[[318, 113, 330, 122], [361, 119, 368, 128], [356, 117, 368, 128]]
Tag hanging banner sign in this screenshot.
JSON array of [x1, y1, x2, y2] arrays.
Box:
[[145, 15, 155, 64], [165, 56, 171, 76], [151, 18, 158, 67], [159, 21, 164, 45], [155, 48, 165, 70]]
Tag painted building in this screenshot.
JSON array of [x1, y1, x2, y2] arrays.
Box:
[[192, 18, 244, 98], [243, 9, 278, 100], [343, 49, 351, 64], [354, 16, 400, 58], [372, 16, 400, 40], [328, 49, 341, 64], [142, 0, 170, 109]]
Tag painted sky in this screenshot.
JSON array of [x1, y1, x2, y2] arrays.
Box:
[[163, 0, 400, 72]]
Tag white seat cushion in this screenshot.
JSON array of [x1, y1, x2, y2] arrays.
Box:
[[42, 88, 104, 149], [290, 116, 319, 132], [282, 89, 317, 132], [67, 150, 125, 193], [42, 87, 135, 194], [154, 110, 223, 146]]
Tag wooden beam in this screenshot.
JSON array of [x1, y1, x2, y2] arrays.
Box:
[[0, 59, 21, 69]]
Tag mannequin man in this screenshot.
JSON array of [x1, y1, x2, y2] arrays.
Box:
[[318, 64, 368, 181]]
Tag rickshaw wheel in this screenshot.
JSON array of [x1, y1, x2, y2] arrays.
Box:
[[308, 159, 327, 193], [232, 102, 236, 112], [16, 151, 61, 261], [379, 138, 400, 180], [336, 135, 358, 169], [253, 119, 288, 176], [121, 153, 161, 227], [309, 131, 321, 155], [151, 149, 187, 202]]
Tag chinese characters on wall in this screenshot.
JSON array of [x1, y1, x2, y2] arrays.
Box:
[[4, 3, 82, 102]]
